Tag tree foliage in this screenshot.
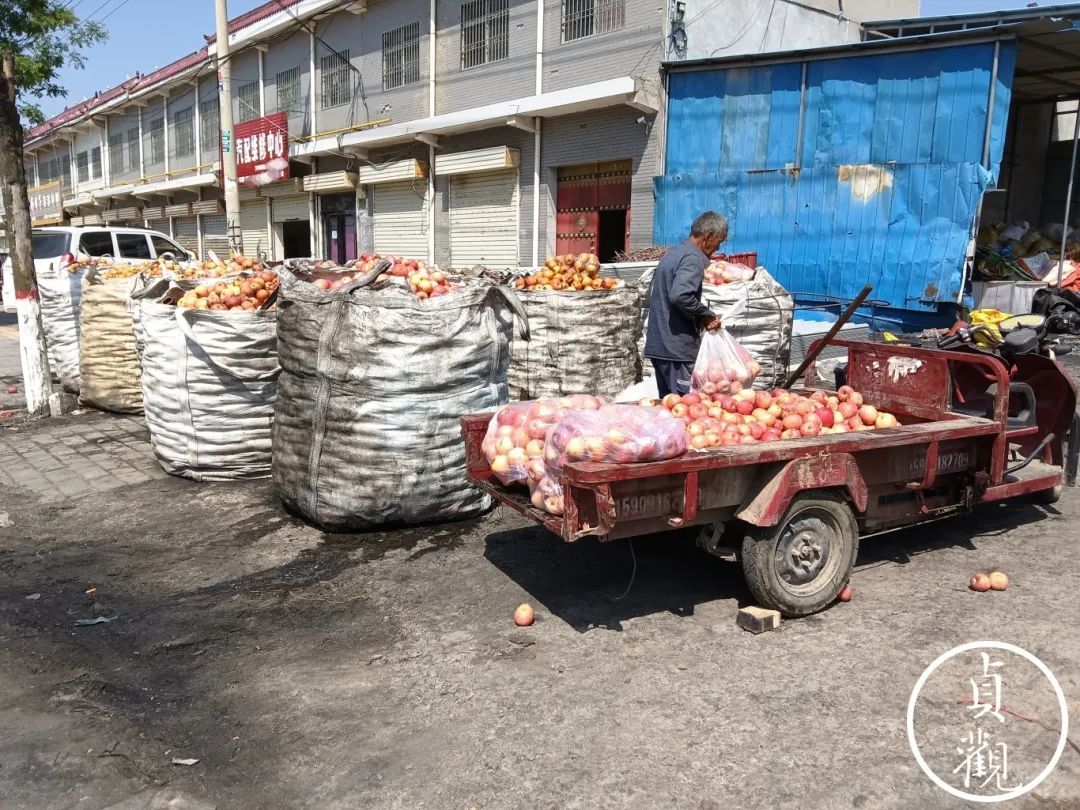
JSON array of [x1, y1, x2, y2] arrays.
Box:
[[0, 0, 107, 125]]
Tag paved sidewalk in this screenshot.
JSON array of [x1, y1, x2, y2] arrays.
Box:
[[0, 411, 167, 500]]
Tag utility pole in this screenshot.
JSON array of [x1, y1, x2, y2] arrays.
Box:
[[214, 0, 242, 257], [0, 53, 52, 416]]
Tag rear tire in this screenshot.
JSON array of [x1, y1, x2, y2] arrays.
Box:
[[1031, 484, 1062, 504], [740, 492, 859, 617]]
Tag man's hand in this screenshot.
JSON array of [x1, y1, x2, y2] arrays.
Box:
[[704, 317, 722, 331]]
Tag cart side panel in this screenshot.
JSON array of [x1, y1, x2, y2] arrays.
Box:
[[839, 342, 952, 419]]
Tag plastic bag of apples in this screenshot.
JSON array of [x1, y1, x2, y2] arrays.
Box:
[[533, 404, 687, 515], [482, 394, 605, 488], [691, 327, 762, 395]]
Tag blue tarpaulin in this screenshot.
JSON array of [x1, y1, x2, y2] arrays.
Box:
[[656, 41, 1018, 329]]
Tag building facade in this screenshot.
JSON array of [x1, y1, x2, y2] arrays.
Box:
[[16, 0, 907, 269]]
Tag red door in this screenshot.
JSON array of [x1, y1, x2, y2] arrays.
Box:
[[555, 160, 631, 259]]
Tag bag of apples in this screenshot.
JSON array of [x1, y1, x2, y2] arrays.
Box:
[[481, 394, 604, 515], [272, 261, 528, 530], [536, 404, 689, 515], [506, 266, 642, 401], [691, 327, 761, 395], [37, 255, 89, 394], [78, 262, 148, 413], [130, 274, 281, 481]]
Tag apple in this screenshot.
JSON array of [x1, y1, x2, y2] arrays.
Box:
[[989, 571, 1009, 591], [491, 455, 510, 475], [736, 399, 754, 416], [661, 394, 682, 410], [681, 392, 701, 406], [837, 385, 855, 402], [688, 403, 709, 420], [782, 413, 803, 431], [875, 412, 898, 429], [781, 429, 801, 440], [837, 584, 853, 602], [748, 422, 765, 439], [859, 405, 879, 426], [525, 439, 545, 458], [969, 573, 992, 592], [514, 603, 535, 626], [671, 404, 689, 418], [754, 391, 773, 410]]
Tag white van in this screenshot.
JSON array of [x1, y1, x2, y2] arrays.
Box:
[[1, 226, 193, 312]]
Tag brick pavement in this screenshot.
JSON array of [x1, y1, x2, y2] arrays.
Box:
[[0, 412, 168, 501]]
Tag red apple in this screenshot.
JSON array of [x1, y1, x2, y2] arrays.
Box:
[[815, 408, 834, 428], [859, 405, 879, 426]]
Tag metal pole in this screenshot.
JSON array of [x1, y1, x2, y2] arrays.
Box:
[[215, 0, 242, 257], [1057, 102, 1080, 287], [981, 40, 1000, 169]]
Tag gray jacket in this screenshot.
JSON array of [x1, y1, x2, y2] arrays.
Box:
[[643, 240, 716, 362]]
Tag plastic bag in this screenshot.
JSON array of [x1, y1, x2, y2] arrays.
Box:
[[482, 395, 605, 487], [704, 260, 755, 286], [533, 404, 688, 515], [691, 327, 761, 395]]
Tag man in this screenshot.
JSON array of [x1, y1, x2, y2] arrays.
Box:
[[644, 210, 728, 397]]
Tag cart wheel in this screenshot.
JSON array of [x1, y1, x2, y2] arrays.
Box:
[[1030, 484, 1062, 505], [740, 492, 859, 618]]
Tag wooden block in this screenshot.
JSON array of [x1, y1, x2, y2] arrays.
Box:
[[737, 606, 781, 634]]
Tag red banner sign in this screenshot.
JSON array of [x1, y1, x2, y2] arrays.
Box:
[[235, 111, 289, 187]]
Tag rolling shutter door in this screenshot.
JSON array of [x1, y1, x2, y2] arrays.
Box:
[[373, 180, 428, 260], [173, 216, 199, 253], [240, 201, 270, 259], [147, 219, 170, 237], [201, 214, 229, 259], [449, 170, 518, 270], [272, 194, 309, 223]]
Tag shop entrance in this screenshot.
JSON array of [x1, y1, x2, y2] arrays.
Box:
[[281, 220, 311, 259], [555, 159, 631, 258], [321, 193, 357, 264]]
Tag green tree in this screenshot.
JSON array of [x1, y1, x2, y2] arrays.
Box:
[[0, 1, 105, 415]]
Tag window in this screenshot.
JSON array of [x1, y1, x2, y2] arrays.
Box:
[[90, 146, 102, 179], [151, 235, 184, 257], [78, 231, 114, 257], [237, 81, 261, 123], [561, 0, 625, 42], [24, 162, 36, 186], [173, 106, 195, 158], [320, 50, 352, 109], [1054, 100, 1078, 142], [116, 233, 153, 259], [31, 232, 72, 259], [461, 0, 509, 70], [382, 22, 421, 90], [276, 66, 302, 116], [199, 97, 219, 153], [76, 151, 90, 183], [150, 117, 165, 164], [127, 127, 140, 172], [108, 133, 123, 175]]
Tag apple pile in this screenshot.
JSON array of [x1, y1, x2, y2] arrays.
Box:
[[171, 255, 266, 280], [513, 253, 619, 292], [704, 260, 755, 286], [646, 384, 902, 449], [174, 271, 279, 311], [99, 259, 165, 280]]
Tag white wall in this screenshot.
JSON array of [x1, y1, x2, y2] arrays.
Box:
[[678, 0, 863, 61]]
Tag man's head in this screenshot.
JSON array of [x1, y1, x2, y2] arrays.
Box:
[[689, 211, 729, 255]]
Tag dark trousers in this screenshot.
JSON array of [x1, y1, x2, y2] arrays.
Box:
[[651, 359, 694, 398]]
